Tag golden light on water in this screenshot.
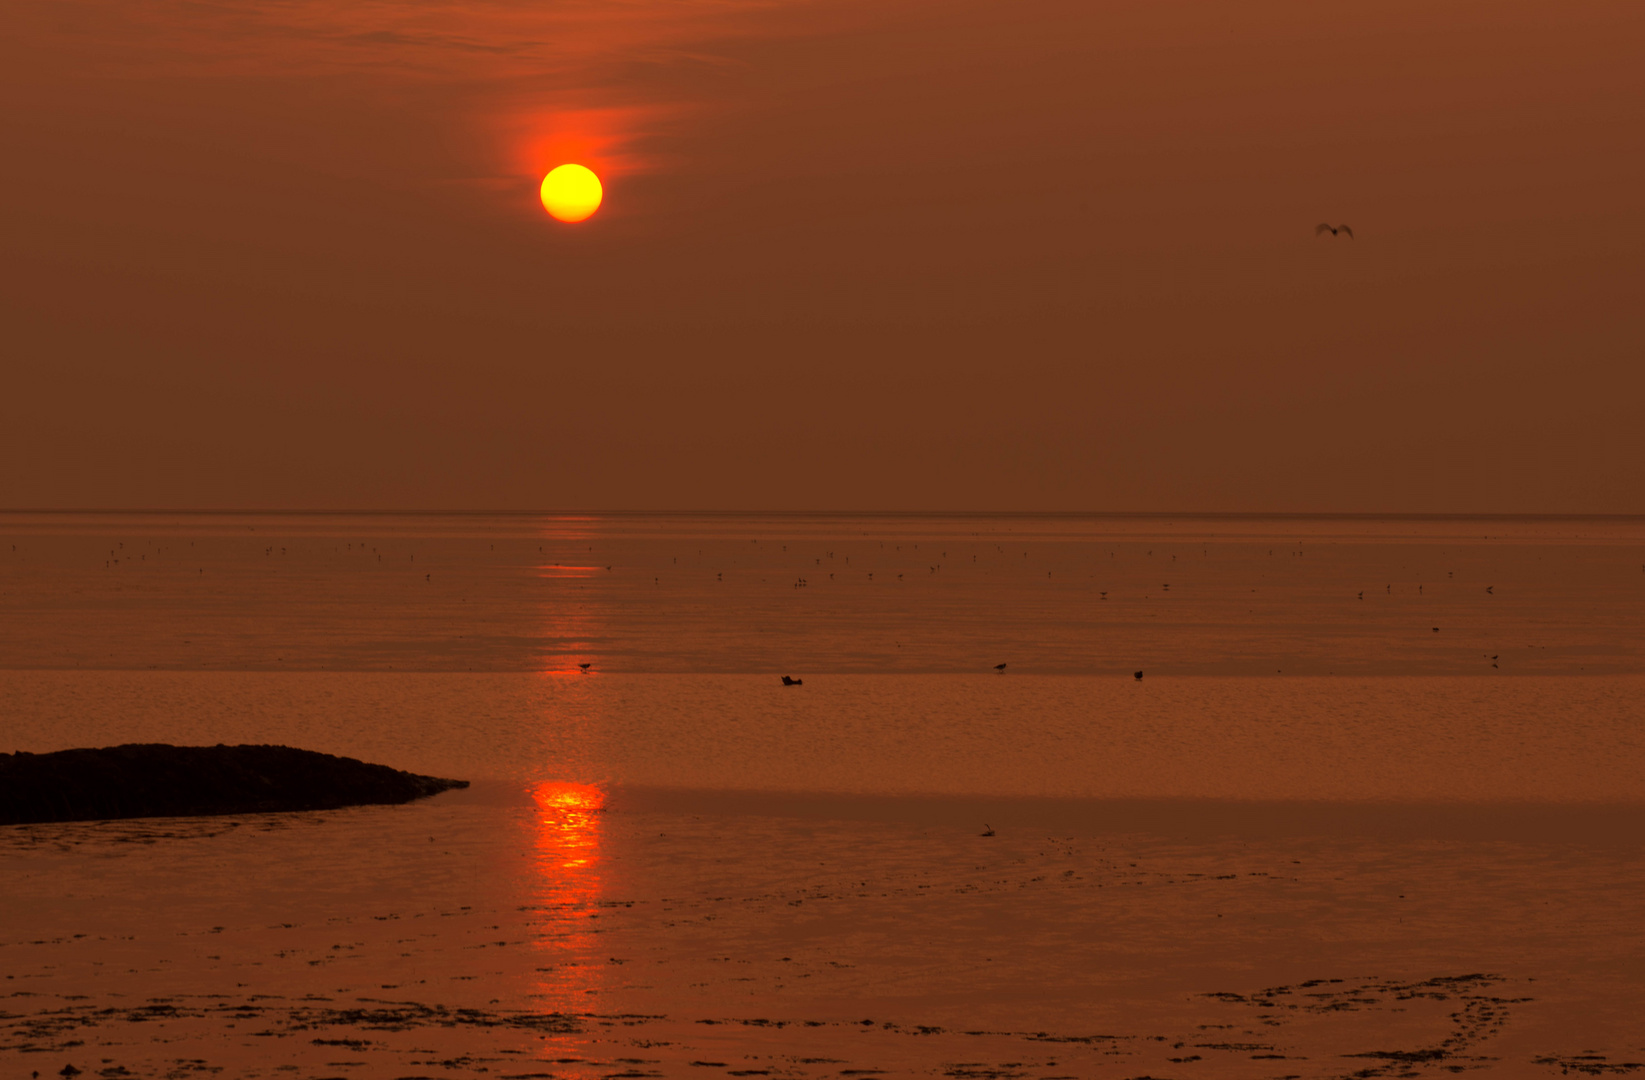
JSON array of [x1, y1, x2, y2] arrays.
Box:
[[540, 164, 603, 222], [531, 781, 605, 871], [528, 780, 606, 1019]]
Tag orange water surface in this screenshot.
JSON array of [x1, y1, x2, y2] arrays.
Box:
[[2, 513, 1643, 1078]]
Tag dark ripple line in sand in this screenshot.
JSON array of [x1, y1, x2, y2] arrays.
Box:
[[2, 974, 1609, 1080], [1534, 1054, 1645, 1075], [1199, 972, 1534, 1079], [0, 996, 582, 1054]]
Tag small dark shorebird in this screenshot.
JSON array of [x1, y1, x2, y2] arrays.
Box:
[[994, 663, 1007, 673]]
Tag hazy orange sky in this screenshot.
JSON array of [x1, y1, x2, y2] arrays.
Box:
[[2, 0, 1641, 511]]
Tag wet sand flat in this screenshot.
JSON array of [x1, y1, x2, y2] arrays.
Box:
[[3, 791, 1644, 1079], [2, 513, 1643, 1077], [3, 672, 1644, 804]]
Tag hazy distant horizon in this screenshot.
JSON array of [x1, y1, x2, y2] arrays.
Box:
[[7, 506, 1645, 520]]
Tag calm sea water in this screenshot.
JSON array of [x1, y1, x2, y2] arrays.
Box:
[[3, 513, 1644, 1078]]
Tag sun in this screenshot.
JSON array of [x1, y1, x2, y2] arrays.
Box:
[[540, 164, 603, 223]]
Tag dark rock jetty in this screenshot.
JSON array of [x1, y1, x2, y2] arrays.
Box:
[[0, 743, 468, 826]]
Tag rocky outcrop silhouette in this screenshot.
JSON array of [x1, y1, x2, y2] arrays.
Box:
[[0, 744, 468, 825]]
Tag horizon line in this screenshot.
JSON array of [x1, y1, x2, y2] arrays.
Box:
[[3, 508, 1645, 521]]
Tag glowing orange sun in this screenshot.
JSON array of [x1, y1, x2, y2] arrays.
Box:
[[540, 164, 603, 223]]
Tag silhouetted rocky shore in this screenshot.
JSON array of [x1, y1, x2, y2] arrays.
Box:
[[0, 744, 467, 825]]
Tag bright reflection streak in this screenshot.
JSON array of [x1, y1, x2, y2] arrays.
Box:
[[528, 781, 607, 1020], [527, 517, 611, 1025], [532, 781, 605, 869], [536, 516, 606, 673]]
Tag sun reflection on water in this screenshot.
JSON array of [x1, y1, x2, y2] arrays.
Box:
[[527, 781, 607, 1021]]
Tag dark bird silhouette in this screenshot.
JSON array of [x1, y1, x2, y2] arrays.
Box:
[[781, 676, 803, 686], [578, 662, 592, 672], [1315, 223, 1354, 238], [981, 823, 995, 837], [994, 663, 1007, 673], [1133, 670, 1143, 680]]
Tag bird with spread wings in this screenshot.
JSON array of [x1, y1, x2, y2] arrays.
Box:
[[1316, 223, 1354, 238]]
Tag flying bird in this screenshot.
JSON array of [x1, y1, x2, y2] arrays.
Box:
[[1316, 223, 1355, 238]]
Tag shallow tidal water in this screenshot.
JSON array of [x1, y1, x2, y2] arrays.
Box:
[[2, 512, 1644, 1079]]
